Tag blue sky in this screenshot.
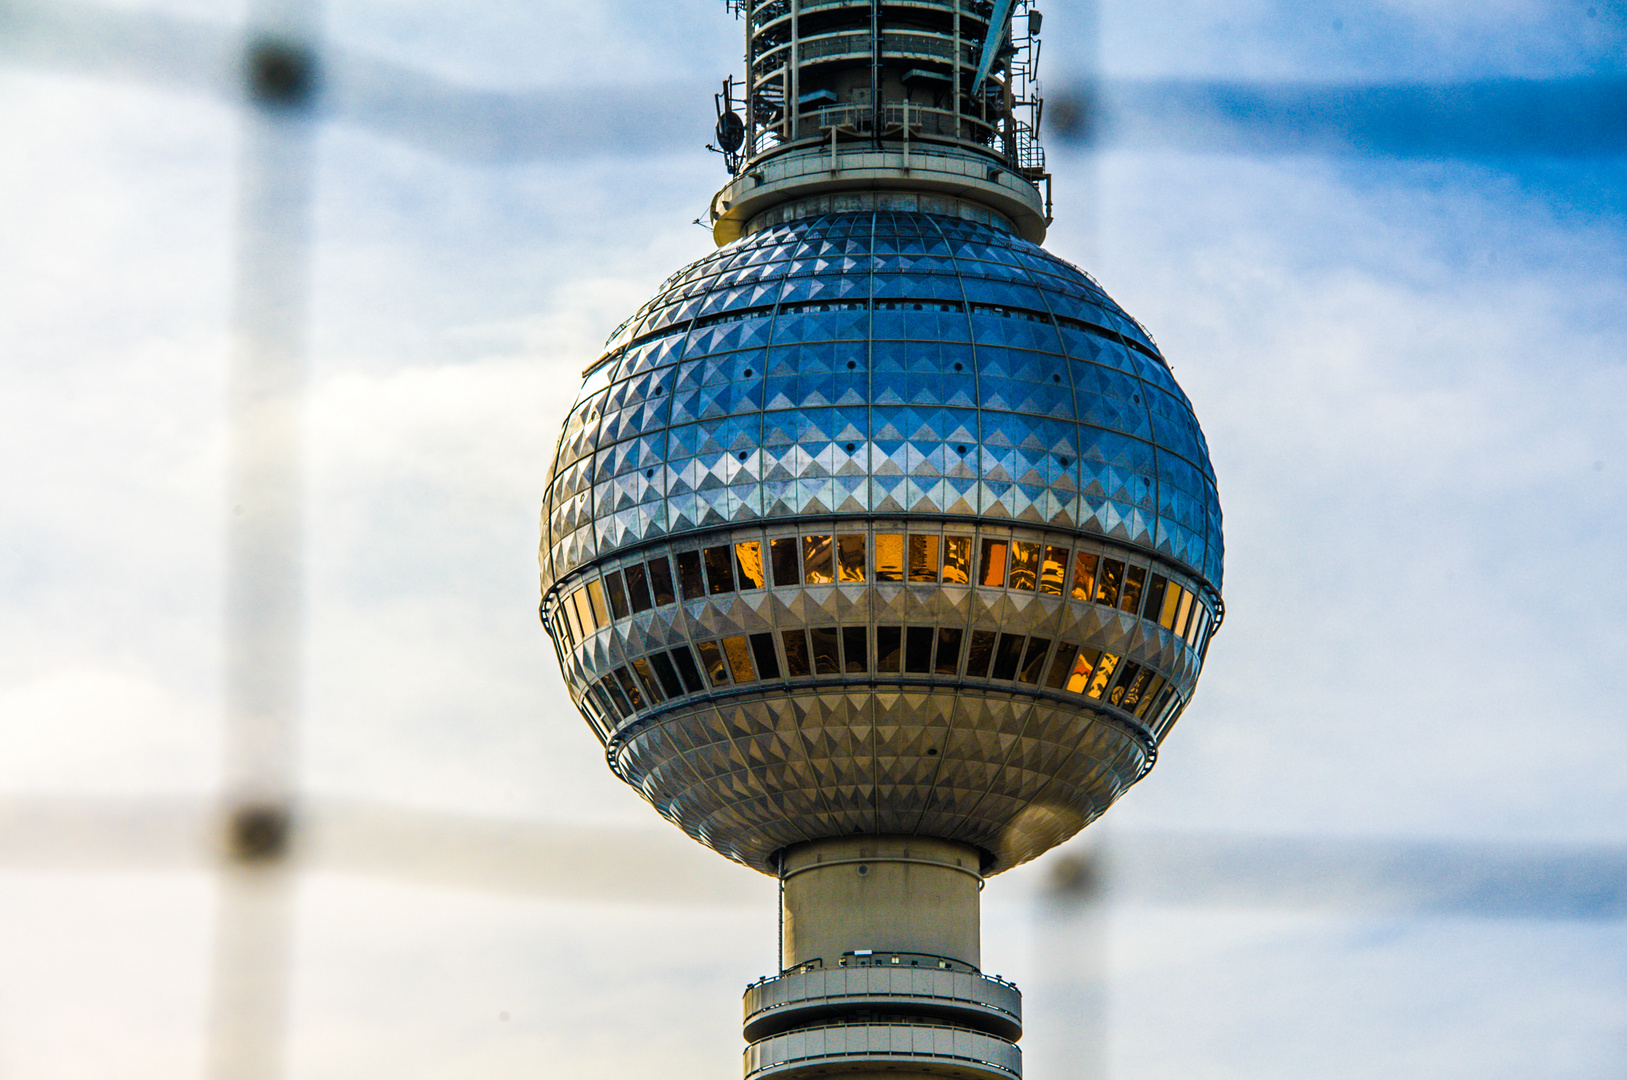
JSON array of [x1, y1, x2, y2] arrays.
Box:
[[1, 0, 1624, 1077]]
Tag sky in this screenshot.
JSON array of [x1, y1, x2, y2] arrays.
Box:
[[1, 0, 1625, 1078]]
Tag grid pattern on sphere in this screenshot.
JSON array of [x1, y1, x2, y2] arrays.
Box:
[[541, 212, 1223, 596]]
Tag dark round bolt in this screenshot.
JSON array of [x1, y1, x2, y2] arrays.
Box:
[[247, 38, 317, 108], [228, 803, 291, 862]]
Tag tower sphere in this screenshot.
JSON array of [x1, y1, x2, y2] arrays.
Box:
[[540, 207, 1223, 875]]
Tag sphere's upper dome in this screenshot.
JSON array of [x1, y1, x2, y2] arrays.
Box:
[[539, 211, 1223, 874]]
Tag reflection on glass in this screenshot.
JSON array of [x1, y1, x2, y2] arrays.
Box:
[[1134, 675, 1165, 719], [942, 536, 972, 584], [1018, 637, 1051, 683], [631, 658, 665, 702], [1119, 666, 1151, 711], [600, 676, 632, 718], [964, 630, 997, 677], [980, 539, 1009, 587], [670, 646, 705, 693], [1173, 589, 1193, 638], [837, 534, 867, 582], [750, 633, 781, 679], [1107, 662, 1141, 707], [781, 630, 811, 676], [560, 594, 582, 643], [1095, 558, 1124, 608], [676, 551, 707, 600], [803, 534, 834, 584], [992, 633, 1025, 680], [722, 635, 756, 682], [647, 557, 677, 606], [696, 640, 730, 687], [1142, 573, 1167, 622], [1065, 647, 1099, 694], [586, 580, 610, 627], [771, 537, 801, 586], [1159, 583, 1181, 629], [905, 626, 934, 673], [1188, 604, 1208, 646], [1086, 652, 1119, 699], [604, 571, 630, 620], [810, 627, 841, 674], [875, 534, 904, 582], [735, 541, 766, 589], [624, 563, 653, 613], [1009, 542, 1039, 591], [649, 652, 684, 697], [934, 627, 963, 674], [1070, 552, 1098, 601], [704, 545, 736, 594], [570, 588, 593, 636], [1045, 643, 1078, 689], [1120, 566, 1145, 613], [842, 626, 868, 672], [613, 666, 647, 710], [876, 626, 902, 672], [909, 534, 940, 582], [1039, 546, 1068, 595]]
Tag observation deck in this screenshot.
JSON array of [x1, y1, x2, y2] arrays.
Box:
[[711, 0, 1051, 243]]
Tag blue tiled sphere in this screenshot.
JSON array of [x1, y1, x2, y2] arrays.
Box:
[[540, 211, 1223, 874]]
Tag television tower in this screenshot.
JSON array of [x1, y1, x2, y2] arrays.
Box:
[[539, 2, 1223, 1076]]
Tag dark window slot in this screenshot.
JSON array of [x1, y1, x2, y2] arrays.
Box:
[[750, 633, 782, 679], [624, 563, 654, 612], [612, 666, 647, 711], [630, 658, 666, 702], [1019, 636, 1053, 683], [1121, 566, 1146, 613], [676, 550, 706, 600], [841, 626, 868, 673], [876, 626, 902, 673], [1142, 574, 1168, 622], [771, 537, 801, 586], [810, 627, 841, 674], [704, 545, 736, 594], [647, 557, 677, 606], [604, 571, 630, 620], [1107, 661, 1142, 707], [992, 633, 1025, 680], [781, 629, 812, 677], [1045, 643, 1078, 689], [934, 627, 963, 675], [648, 652, 685, 698], [602, 675, 634, 718], [904, 626, 934, 673], [670, 646, 705, 693], [964, 630, 997, 678], [1095, 558, 1124, 608]]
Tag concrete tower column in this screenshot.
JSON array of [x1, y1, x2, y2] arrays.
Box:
[[781, 836, 982, 970]]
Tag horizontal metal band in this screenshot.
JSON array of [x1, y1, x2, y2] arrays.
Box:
[[745, 1021, 1020, 1080], [744, 966, 1021, 1043]]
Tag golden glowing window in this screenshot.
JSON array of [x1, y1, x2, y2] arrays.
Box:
[[1086, 652, 1119, 699], [1158, 583, 1181, 629], [836, 534, 867, 582], [570, 587, 594, 635], [979, 539, 1009, 587], [1039, 545, 1068, 595], [586, 580, 610, 626], [803, 534, 834, 584], [874, 534, 904, 582], [908, 534, 940, 582], [1070, 552, 1098, 601], [1173, 589, 1194, 638], [734, 541, 766, 589], [1135, 676, 1166, 719], [722, 635, 756, 682], [1008, 542, 1040, 592], [941, 536, 972, 584], [1187, 603, 1208, 646]]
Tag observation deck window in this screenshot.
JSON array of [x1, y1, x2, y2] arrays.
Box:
[[1070, 552, 1098, 601], [704, 545, 737, 594], [1045, 643, 1078, 689], [942, 536, 972, 584], [676, 551, 707, 600], [648, 556, 678, 606], [782, 629, 812, 676], [722, 636, 757, 682], [604, 570, 631, 620], [1008, 542, 1039, 591], [751, 633, 782, 679], [586, 580, 610, 627], [877, 626, 903, 672], [696, 640, 731, 687], [803, 534, 834, 583], [1039, 545, 1068, 595], [1120, 566, 1145, 614], [906, 626, 936, 673], [837, 534, 868, 582], [965, 629, 996, 677], [771, 537, 801, 586], [613, 666, 648, 710], [1018, 637, 1051, 683], [810, 627, 842, 674], [842, 626, 869, 673], [631, 658, 666, 703], [909, 534, 940, 582], [671, 646, 706, 693], [875, 534, 905, 582], [992, 633, 1024, 680], [979, 539, 1008, 587], [934, 627, 963, 674], [649, 653, 686, 698], [623, 562, 653, 612], [736, 541, 768, 589], [1086, 652, 1119, 700], [1094, 558, 1124, 608]]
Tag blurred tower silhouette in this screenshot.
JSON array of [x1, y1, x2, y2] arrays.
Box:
[[539, 2, 1227, 1077]]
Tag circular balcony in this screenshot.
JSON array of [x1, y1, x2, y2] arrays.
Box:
[[745, 1021, 1020, 1080], [743, 963, 1022, 1042]]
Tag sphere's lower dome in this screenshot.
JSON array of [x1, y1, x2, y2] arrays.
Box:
[[540, 211, 1223, 874]]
